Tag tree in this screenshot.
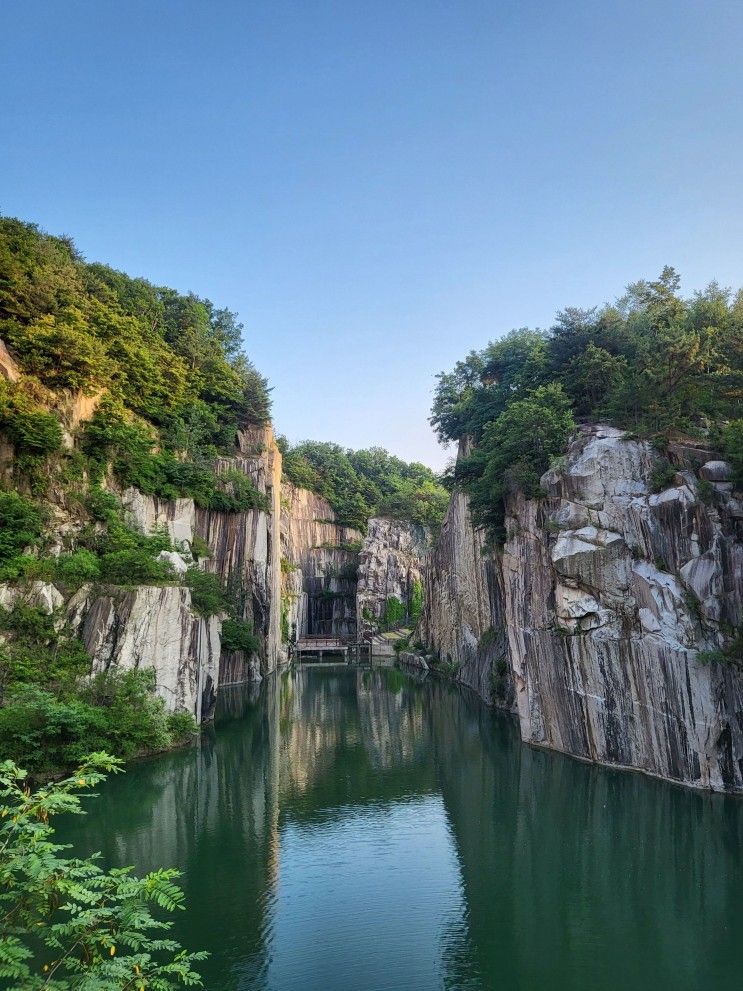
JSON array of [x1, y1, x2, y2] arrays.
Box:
[[461, 383, 576, 541], [0, 753, 207, 989]]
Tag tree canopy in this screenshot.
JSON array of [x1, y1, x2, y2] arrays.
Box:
[[279, 439, 448, 531], [432, 268, 743, 540]]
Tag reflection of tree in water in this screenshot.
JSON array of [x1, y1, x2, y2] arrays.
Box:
[[58, 677, 284, 991]]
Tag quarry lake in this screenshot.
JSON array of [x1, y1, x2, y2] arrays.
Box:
[[61, 665, 743, 991]]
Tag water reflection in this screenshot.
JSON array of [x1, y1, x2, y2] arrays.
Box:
[[60, 666, 743, 991]]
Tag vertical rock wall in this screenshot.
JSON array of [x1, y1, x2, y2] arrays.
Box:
[[419, 426, 743, 791], [280, 483, 362, 639], [356, 518, 429, 627], [418, 439, 509, 703], [78, 585, 222, 720]]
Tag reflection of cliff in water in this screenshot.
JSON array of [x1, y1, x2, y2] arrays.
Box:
[[57, 665, 743, 991], [278, 665, 436, 815], [424, 678, 743, 991], [59, 677, 283, 991]]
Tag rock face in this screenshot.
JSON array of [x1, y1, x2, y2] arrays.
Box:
[[418, 439, 510, 704], [280, 483, 363, 638], [122, 425, 285, 685], [420, 426, 743, 792], [356, 517, 429, 631], [75, 585, 221, 720]]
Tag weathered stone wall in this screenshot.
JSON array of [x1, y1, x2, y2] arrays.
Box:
[[122, 425, 285, 686], [67, 584, 222, 721], [356, 517, 429, 632], [503, 425, 743, 791], [280, 482, 362, 639], [418, 438, 510, 704], [419, 426, 743, 792]]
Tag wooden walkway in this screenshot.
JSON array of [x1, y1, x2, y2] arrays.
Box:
[[293, 635, 372, 662]]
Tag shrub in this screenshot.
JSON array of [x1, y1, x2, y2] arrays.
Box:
[[184, 566, 228, 616], [54, 548, 101, 589], [650, 458, 676, 493], [221, 617, 261, 655], [99, 548, 175, 585], [0, 380, 63, 458], [0, 491, 43, 565], [381, 596, 406, 629], [0, 754, 208, 987]]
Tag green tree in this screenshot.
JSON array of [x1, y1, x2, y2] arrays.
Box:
[[0, 753, 207, 989]]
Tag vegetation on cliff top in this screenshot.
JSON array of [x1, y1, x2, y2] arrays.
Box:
[[0, 217, 273, 774], [432, 268, 743, 539], [279, 439, 448, 530], [0, 215, 270, 506]]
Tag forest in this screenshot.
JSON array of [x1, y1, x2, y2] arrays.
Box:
[[431, 267, 743, 539], [280, 438, 449, 530]]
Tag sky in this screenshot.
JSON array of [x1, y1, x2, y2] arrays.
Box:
[[2, 1, 743, 470]]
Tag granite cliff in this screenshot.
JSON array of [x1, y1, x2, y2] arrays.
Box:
[[415, 426, 743, 792]]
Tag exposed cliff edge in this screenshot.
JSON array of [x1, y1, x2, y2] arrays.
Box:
[[417, 426, 743, 792], [121, 425, 284, 690]]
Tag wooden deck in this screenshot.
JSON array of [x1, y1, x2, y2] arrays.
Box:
[[293, 635, 372, 662]]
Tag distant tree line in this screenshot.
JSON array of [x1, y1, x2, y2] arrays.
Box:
[[279, 439, 449, 531]]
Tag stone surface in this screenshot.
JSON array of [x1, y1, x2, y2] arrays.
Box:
[[280, 482, 363, 638], [80, 585, 221, 721], [420, 426, 743, 792], [418, 438, 511, 706], [504, 427, 743, 792], [356, 517, 429, 632]]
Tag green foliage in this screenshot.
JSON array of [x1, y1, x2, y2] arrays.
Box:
[[721, 419, 743, 489], [220, 618, 261, 655], [280, 438, 448, 530], [0, 605, 90, 700], [491, 657, 510, 701], [99, 549, 175, 586], [0, 670, 193, 774], [0, 216, 270, 433], [184, 567, 228, 617], [0, 753, 207, 988], [0, 380, 63, 459], [650, 459, 677, 493], [0, 217, 272, 509], [81, 402, 268, 512], [0, 492, 43, 567], [432, 268, 743, 540], [381, 596, 406, 630], [410, 578, 424, 624], [457, 383, 575, 540], [697, 629, 743, 668]]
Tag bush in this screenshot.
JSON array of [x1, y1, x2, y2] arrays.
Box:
[[381, 596, 406, 629], [184, 566, 228, 616], [650, 458, 676, 493], [0, 491, 43, 566], [0, 684, 108, 772], [0, 380, 63, 458], [53, 548, 101, 589], [220, 617, 261, 655], [0, 605, 90, 696], [0, 753, 208, 987], [99, 548, 174, 585]]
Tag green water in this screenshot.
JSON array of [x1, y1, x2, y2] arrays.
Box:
[[60, 665, 743, 990]]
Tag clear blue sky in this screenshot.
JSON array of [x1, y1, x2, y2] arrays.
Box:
[[2, 1, 742, 469]]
